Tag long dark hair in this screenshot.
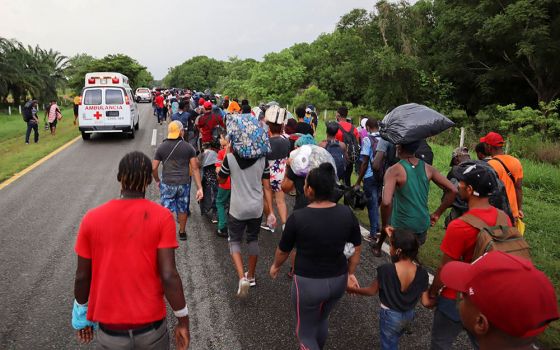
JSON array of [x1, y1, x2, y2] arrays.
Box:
[[306, 163, 336, 201], [117, 151, 152, 193]]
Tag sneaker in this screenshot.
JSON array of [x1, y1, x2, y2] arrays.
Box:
[[211, 213, 218, 224], [237, 278, 250, 298], [179, 231, 187, 241], [244, 272, 256, 287], [363, 234, 376, 243], [260, 223, 273, 232], [216, 228, 228, 238], [25, 142, 29, 144]]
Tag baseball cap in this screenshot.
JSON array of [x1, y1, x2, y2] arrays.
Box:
[[305, 107, 312, 114], [441, 251, 558, 338], [265, 105, 288, 125], [203, 101, 213, 110], [449, 146, 470, 166], [167, 120, 183, 139], [453, 160, 495, 197], [198, 97, 205, 106], [480, 132, 504, 147]]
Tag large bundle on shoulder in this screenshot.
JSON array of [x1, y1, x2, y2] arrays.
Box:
[[226, 113, 271, 159], [379, 103, 455, 144], [289, 145, 337, 178]]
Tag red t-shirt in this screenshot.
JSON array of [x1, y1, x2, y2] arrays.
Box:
[[155, 95, 164, 108], [440, 206, 512, 299], [335, 121, 360, 143], [216, 149, 231, 190], [75, 199, 178, 324], [197, 112, 224, 143]]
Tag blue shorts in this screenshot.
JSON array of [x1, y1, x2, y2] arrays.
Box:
[[160, 182, 190, 214]]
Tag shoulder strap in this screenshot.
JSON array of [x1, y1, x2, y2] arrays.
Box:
[[459, 214, 490, 231], [490, 157, 516, 183], [164, 140, 183, 164], [495, 209, 510, 226]]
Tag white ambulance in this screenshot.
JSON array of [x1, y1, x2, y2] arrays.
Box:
[[78, 72, 139, 140]]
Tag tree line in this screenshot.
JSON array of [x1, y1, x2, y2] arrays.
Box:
[[163, 0, 560, 140], [0, 38, 153, 106]]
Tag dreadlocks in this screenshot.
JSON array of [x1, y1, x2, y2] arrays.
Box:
[[117, 151, 152, 193]]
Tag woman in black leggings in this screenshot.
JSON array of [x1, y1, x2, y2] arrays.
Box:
[[270, 163, 362, 350]]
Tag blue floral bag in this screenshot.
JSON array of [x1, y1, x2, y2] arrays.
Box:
[[227, 113, 271, 159]]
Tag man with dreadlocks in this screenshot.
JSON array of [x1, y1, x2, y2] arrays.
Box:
[[72, 151, 190, 349]]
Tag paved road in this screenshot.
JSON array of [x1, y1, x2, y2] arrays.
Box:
[[0, 104, 470, 349]]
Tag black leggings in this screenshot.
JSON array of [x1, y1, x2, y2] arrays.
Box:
[[291, 273, 347, 350]]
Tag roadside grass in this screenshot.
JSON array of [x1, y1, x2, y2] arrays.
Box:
[[314, 121, 560, 347], [0, 108, 80, 182]]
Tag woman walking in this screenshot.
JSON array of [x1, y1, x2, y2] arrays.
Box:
[[270, 163, 362, 350]]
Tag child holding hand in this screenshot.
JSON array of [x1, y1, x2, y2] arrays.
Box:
[[347, 228, 434, 350]]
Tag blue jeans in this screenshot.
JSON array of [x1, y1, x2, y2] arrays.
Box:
[[363, 176, 380, 236], [25, 121, 39, 143], [379, 307, 415, 350]]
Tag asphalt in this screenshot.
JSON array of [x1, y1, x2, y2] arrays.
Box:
[[0, 104, 471, 349]]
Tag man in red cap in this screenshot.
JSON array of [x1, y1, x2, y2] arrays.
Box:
[[429, 160, 512, 349], [196, 100, 224, 150], [480, 132, 524, 223], [440, 251, 558, 350]]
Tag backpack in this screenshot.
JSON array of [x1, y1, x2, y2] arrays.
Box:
[[340, 124, 360, 163], [480, 160, 514, 222], [366, 135, 384, 184], [460, 209, 531, 262], [227, 113, 271, 159], [325, 140, 346, 180], [23, 100, 34, 122], [384, 141, 398, 167]]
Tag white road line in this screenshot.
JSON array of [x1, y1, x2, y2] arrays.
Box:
[[151, 129, 157, 146]]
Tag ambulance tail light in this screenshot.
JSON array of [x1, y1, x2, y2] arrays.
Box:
[[125, 95, 130, 105], [112, 77, 120, 84], [87, 78, 96, 84]]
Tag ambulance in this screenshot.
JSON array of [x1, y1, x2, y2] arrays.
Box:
[[78, 72, 139, 140]]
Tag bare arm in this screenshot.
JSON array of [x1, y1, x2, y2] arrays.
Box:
[[380, 165, 399, 229], [281, 171, 295, 193], [262, 178, 273, 216], [428, 164, 458, 225], [190, 157, 203, 201], [152, 160, 161, 184], [347, 278, 379, 296], [354, 156, 369, 187], [347, 245, 361, 275], [269, 247, 291, 279], [73, 256, 92, 304], [428, 253, 455, 298]]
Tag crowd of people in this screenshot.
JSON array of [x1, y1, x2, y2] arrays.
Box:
[[70, 91, 558, 350]]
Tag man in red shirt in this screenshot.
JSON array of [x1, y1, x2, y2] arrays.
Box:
[[72, 152, 190, 349], [154, 93, 165, 124], [196, 101, 224, 149], [429, 160, 512, 350], [334, 106, 360, 186]]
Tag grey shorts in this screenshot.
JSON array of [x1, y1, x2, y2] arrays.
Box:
[[227, 215, 261, 243], [97, 319, 168, 350]]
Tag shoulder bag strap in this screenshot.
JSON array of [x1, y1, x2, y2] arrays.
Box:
[[490, 157, 516, 184], [459, 213, 490, 231], [164, 140, 183, 164]]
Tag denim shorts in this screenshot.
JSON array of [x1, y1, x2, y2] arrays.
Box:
[[160, 182, 190, 214]]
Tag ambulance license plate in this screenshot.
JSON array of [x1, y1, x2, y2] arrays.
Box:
[[106, 111, 119, 117]]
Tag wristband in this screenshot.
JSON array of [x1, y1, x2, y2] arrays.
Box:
[[173, 305, 189, 318], [71, 300, 98, 330]]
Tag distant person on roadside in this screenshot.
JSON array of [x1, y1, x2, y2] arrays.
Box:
[[217, 127, 273, 298], [215, 129, 231, 238], [480, 132, 524, 223], [294, 106, 314, 136], [354, 118, 382, 243], [72, 151, 191, 350], [154, 92, 165, 124], [152, 121, 203, 241], [373, 140, 457, 256], [334, 106, 360, 187], [171, 101, 190, 129], [319, 121, 348, 182], [270, 163, 362, 350], [347, 228, 433, 350], [196, 101, 224, 150], [73, 95, 81, 125], [439, 251, 559, 350], [24, 100, 39, 144], [429, 161, 512, 349], [263, 106, 291, 232], [443, 147, 471, 227], [475, 142, 490, 161], [46, 100, 62, 136]]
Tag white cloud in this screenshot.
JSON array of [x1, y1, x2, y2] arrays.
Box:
[[0, 0, 413, 79]]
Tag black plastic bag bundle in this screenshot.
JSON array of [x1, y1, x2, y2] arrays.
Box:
[[379, 103, 455, 144]]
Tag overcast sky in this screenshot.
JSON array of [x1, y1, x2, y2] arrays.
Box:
[[1, 0, 412, 79]]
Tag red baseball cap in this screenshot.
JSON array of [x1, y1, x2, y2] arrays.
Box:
[[203, 101, 213, 109], [441, 251, 559, 338], [479, 132, 504, 147], [198, 97, 205, 106]]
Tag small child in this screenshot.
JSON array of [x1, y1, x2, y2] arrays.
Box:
[[347, 228, 433, 350], [215, 129, 231, 237], [198, 136, 220, 223]]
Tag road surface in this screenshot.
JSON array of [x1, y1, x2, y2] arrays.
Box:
[[0, 104, 470, 349]]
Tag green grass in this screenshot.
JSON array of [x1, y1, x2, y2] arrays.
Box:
[[0, 108, 80, 182], [314, 121, 560, 347]]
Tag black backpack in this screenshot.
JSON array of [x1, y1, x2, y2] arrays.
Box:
[[340, 124, 360, 163], [23, 100, 34, 122], [367, 135, 385, 184], [325, 140, 346, 180]]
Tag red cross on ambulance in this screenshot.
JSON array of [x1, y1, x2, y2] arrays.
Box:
[[94, 111, 102, 120]]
